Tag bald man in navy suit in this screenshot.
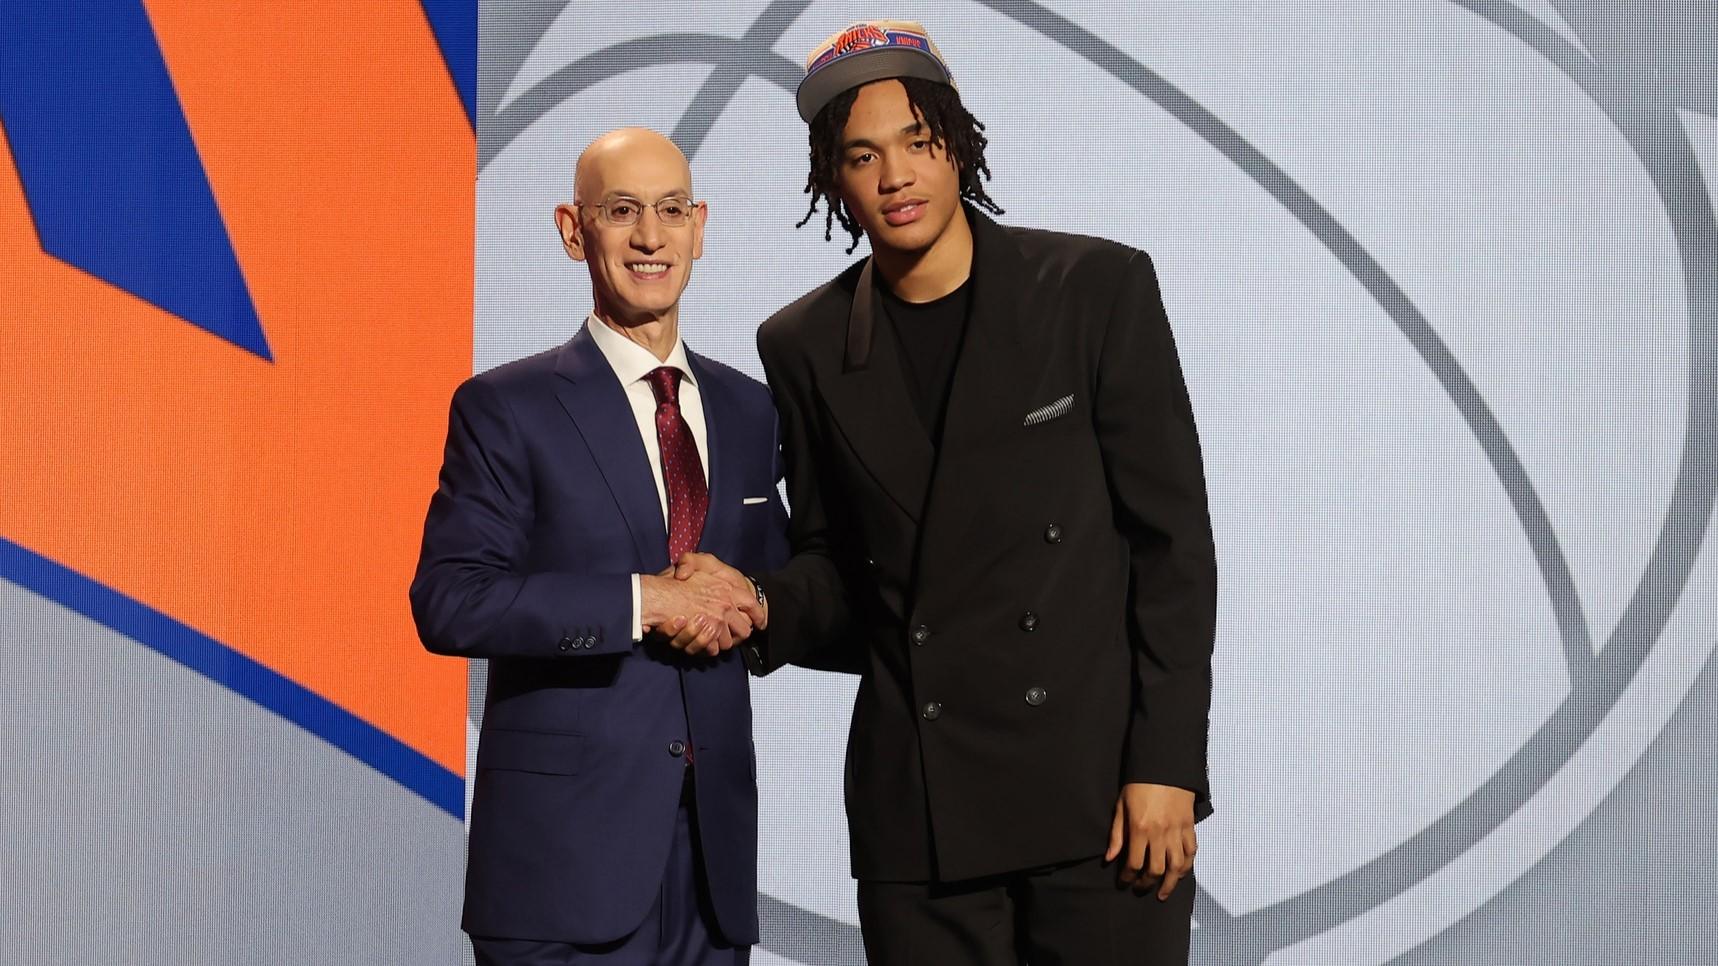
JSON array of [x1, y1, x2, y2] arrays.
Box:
[[411, 128, 785, 966]]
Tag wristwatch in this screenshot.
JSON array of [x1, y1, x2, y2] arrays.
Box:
[[742, 575, 768, 667]]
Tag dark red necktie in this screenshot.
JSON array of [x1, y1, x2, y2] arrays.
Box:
[[647, 366, 708, 563]]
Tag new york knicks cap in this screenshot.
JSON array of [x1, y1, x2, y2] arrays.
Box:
[[796, 19, 955, 123]]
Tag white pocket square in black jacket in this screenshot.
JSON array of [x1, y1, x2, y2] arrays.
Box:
[[1023, 394, 1074, 426]]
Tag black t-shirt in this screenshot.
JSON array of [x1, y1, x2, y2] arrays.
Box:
[[879, 277, 972, 444]]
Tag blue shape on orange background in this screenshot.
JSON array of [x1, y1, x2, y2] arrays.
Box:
[[0, 0, 272, 360], [420, 0, 478, 129]]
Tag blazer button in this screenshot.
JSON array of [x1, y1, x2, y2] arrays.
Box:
[[1044, 524, 1062, 544], [668, 740, 686, 757], [558, 636, 574, 652], [911, 625, 931, 646], [1019, 612, 1038, 632], [921, 701, 942, 721], [1025, 686, 1048, 706]]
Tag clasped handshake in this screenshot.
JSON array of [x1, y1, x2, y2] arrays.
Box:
[[639, 553, 766, 656]]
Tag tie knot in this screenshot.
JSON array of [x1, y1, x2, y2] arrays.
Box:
[[647, 366, 682, 406]]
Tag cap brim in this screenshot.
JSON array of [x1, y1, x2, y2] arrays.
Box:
[[796, 48, 951, 123]]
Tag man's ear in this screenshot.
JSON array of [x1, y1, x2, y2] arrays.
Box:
[[690, 201, 707, 261], [553, 204, 586, 262]]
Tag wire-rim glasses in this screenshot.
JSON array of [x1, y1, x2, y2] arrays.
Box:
[[575, 196, 700, 227]]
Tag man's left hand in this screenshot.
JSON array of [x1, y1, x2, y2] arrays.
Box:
[[674, 552, 766, 629], [1106, 782, 1197, 899]]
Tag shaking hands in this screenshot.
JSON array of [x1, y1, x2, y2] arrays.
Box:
[[639, 553, 767, 657]]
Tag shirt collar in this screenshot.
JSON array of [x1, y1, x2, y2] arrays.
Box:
[[584, 314, 697, 388]]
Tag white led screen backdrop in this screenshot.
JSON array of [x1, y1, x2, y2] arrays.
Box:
[[471, 2, 1718, 964]]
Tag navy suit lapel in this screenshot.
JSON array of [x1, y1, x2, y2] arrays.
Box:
[[553, 329, 669, 572], [687, 351, 741, 562]]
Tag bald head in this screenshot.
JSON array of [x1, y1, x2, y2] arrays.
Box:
[[554, 126, 707, 338], [573, 127, 692, 204]]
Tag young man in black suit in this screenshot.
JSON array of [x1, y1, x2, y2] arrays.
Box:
[[679, 20, 1218, 964]]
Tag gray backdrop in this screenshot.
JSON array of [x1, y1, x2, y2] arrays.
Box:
[[474, 2, 1717, 964]]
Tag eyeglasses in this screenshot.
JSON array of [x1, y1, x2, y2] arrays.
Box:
[[575, 196, 700, 227]]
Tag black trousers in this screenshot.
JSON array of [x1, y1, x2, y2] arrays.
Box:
[[858, 857, 1194, 966]]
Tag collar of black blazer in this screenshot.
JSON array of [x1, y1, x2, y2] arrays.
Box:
[[845, 205, 1027, 373], [819, 206, 1046, 531]]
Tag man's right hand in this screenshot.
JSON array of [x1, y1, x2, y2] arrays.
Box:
[[639, 570, 753, 656]]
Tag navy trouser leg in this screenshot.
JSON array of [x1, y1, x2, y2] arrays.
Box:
[[469, 791, 748, 966], [655, 794, 749, 966]]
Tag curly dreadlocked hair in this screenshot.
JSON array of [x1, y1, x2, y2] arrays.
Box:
[[797, 76, 1004, 254]]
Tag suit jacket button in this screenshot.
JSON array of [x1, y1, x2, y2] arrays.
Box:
[[558, 636, 574, 652], [1025, 687, 1048, 706], [668, 740, 686, 757], [1044, 524, 1062, 544], [921, 701, 942, 721], [1019, 612, 1038, 632], [911, 625, 931, 646]]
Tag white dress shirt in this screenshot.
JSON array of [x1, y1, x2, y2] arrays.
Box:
[[584, 314, 710, 640]]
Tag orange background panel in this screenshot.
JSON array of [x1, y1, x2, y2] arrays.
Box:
[[0, 0, 473, 773]]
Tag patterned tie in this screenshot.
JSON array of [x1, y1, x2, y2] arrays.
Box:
[[647, 366, 708, 563]]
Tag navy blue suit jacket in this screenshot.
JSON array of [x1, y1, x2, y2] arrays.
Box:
[[410, 327, 788, 945]]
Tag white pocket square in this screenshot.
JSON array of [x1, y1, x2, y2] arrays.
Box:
[[1023, 394, 1075, 426], [741, 496, 769, 505]]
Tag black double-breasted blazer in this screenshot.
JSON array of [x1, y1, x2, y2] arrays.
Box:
[[749, 209, 1217, 882]]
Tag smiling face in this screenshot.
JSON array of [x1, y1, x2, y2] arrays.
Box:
[[554, 128, 706, 329], [833, 79, 964, 260]]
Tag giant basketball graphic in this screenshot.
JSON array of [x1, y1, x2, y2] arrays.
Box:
[[475, 3, 1717, 964]]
